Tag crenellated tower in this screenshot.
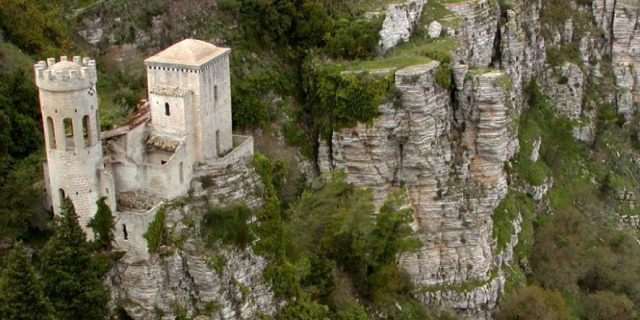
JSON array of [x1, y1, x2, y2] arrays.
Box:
[[35, 56, 114, 231]]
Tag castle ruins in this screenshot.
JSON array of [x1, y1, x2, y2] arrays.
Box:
[[35, 39, 254, 260]]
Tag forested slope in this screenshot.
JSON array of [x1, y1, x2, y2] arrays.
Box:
[[0, 0, 639, 319]]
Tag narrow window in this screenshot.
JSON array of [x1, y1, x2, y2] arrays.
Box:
[[63, 118, 74, 150], [179, 162, 184, 183], [161, 160, 167, 165], [214, 85, 218, 102], [59, 188, 66, 202], [82, 115, 91, 147], [215, 130, 220, 156], [122, 224, 128, 240], [165, 102, 170, 116], [47, 117, 56, 149]]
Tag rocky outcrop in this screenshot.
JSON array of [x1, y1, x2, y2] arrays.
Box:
[[106, 157, 277, 320], [448, 0, 499, 68], [378, 0, 427, 52], [540, 62, 595, 142], [321, 61, 516, 318], [499, 1, 546, 112], [594, 0, 640, 119]]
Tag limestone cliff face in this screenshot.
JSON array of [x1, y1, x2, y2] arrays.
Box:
[[448, 0, 499, 68], [106, 158, 276, 320], [378, 0, 427, 52], [319, 61, 516, 318], [594, 0, 640, 119]]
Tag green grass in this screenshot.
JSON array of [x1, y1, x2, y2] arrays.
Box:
[[344, 37, 457, 71]]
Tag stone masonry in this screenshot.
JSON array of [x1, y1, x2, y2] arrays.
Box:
[[35, 39, 254, 259]]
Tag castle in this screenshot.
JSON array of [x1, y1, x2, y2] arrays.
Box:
[[35, 39, 254, 260]]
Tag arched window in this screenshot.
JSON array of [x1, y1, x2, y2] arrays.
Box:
[[63, 118, 74, 150], [47, 117, 56, 149], [59, 188, 66, 202], [82, 115, 91, 147], [165, 102, 170, 116]]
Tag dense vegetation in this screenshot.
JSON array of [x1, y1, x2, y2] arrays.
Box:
[[1, 199, 112, 319], [1, 0, 640, 319]]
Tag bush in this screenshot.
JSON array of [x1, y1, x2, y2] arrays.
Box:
[[497, 286, 575, 320], [143, 206, 166, 253], [201, 203, 255, 249]]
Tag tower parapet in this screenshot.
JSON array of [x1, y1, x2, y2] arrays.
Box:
[[34, 56, 97, 92], [35, 55, 114, 233]]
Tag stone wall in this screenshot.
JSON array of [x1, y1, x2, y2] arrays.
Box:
[[107, 155, 273, 320]]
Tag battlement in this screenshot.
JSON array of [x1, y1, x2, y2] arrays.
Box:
[[34, 56, 98, 91]]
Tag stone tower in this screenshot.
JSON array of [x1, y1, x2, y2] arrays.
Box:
[[145, 39, 233, 163], [35, 57, 111, 230]]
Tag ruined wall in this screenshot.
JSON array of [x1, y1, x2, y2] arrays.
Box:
[[107, 155, 273, 320]]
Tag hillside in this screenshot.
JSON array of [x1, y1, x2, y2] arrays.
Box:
[[0, 0, 640, 319]]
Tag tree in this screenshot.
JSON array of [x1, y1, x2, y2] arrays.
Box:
[[496, 286, 576, 320], [0, 243, 52, 320], [40, 198, 109, 319], [585, 291, 636, 320], [88, 197, 115, 251]]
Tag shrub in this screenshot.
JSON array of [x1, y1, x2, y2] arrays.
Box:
[[143, 206, 166, 253], [201, 203, 255, 249]]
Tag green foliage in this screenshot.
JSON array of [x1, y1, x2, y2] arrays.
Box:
[[252, 153, 298, 297], [302, 56, 394, 140], [288, 173, 420, 302], [498, 78, 640, 318], [268, 298, 332, 320], [0, 0, 72, 55], [325, 17, 382, 60], [201, 203, 255, 249], [0, 153, 45, 241], [143, 206, 166, 253], [435, 62, 452, 89], [584, 291, 637, 320], [0, 67, 42, 160], [88, 197, 116, 251], [496, 286, 576, 320], [492, 191, 534, 252], [40, 198, 109, 320], [546, 43, 582, 67], [0, 243, 53, 320]]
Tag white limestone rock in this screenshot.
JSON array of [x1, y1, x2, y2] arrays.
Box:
[[378, 0, 427, 52], [428, 21, 443, 38], [325, 63, 517, 318], [106, 158, 276, 320]]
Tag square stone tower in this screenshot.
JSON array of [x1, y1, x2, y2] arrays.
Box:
[[145, 39, 233, 162]]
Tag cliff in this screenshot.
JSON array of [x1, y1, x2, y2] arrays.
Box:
[[106, 157, 277, 319], [320, 0, 640, 318], [81, 0, 640, 318]]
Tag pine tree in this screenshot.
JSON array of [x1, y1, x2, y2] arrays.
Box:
[[40, 198, 109, 319], [0, 243, 52, 320], [88, 197, 115, 251]]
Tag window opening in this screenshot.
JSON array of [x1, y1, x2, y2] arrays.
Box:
[[47, 117, 56, 149], [82, 115, 91, 146], [122, 224, 128, 240], [165, 102, 170, 116], [63, 118, 74, 150]]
